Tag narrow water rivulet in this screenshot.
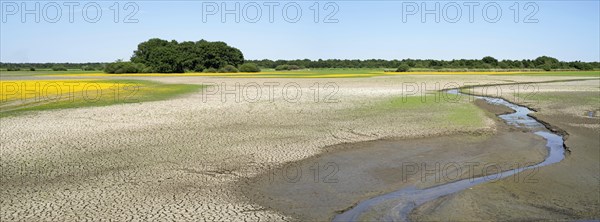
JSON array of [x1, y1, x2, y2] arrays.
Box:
[[333, 89, 567, 222]]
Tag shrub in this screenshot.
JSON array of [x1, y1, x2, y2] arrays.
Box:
[[203, 67, 218, 73], [573, 62, 593, 71], [7, 67, 21, 71], [194, 64, 206, 72], [275, 64, 301, 71], [481, 63, 493, 69], [541, 64, 552, 71], [396, 64, 411, 72], [141, 66, 154, 73], [498, 62, 509, 69], [239, 63, 261, 72], [218, 65, 239, 73], [104, 61, 147, 74], [82, 65, 95, 71], [52, 66, 68, 71], [29, 67, 36, 71], [274, 65, 286, 71]]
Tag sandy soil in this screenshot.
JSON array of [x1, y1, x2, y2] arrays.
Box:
[[411, 80, 600, 221], [0, 75, 597, 221]]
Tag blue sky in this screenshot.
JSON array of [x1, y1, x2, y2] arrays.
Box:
[[1, 0, 599, 62]]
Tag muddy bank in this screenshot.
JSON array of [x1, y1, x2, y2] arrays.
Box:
[[410, 91, 599, 221], [242, 122, 547, 221], [474, 99, 515, 115]]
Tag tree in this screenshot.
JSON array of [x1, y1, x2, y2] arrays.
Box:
[[275, 64, 301, 70], [203, 67, 218, 73], [104, 61, 148, 74], [573, 62, 593, 70], [147, 46, 182, 73], [131, 38, 172, 64], [239, 63, 261, 72], [482, 56, 498, 66], [193, 64, 206, 72], [498, 62, 509, 69], [541, 64, 552, 71], [52, 66, 67, 71], [218, 65, 239, 73], [396, 64, 411, 72], [534, 56, 559, 69]]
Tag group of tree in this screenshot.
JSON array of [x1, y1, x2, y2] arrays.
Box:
[[274, 64, 302, 71], [104, 60, 151, 74], [1, 62, 105, 71], [3, 56, 598, 73], [247, 56, 599, 71], [99, 38, 262, 74], [112, 38, 248, 73]]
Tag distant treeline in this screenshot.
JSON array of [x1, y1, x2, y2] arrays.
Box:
[[0, 62, 105, 71], [2, 56, 599, 72], [247, 56, 599, 71]]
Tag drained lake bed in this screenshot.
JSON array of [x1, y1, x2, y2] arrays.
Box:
[[244, 127, 548, 221]]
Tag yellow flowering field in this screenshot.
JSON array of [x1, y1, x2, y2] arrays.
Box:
[[44, 70, 600, 78], [0, 79, 133, 102], [0, 79, 200, 117]]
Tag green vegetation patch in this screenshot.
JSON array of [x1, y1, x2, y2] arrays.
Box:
[[445, 105, 485, 127], [508, 71, 600, 77], [0, 70, 101, 77], [516, 91, 600, 107], [355, 93, 486, 129]]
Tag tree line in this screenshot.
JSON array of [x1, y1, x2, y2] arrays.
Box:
[[1, 62, 104, 71], [2, 38, 260, 74], [2, 47, 598, 73], [248, 56, 599, 71]]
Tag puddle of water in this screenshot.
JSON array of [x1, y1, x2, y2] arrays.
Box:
[[334, 89, 566, 222], [587, 111, 597, 118]]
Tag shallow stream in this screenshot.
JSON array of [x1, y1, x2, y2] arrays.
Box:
[[333, 89, 566, 221]]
